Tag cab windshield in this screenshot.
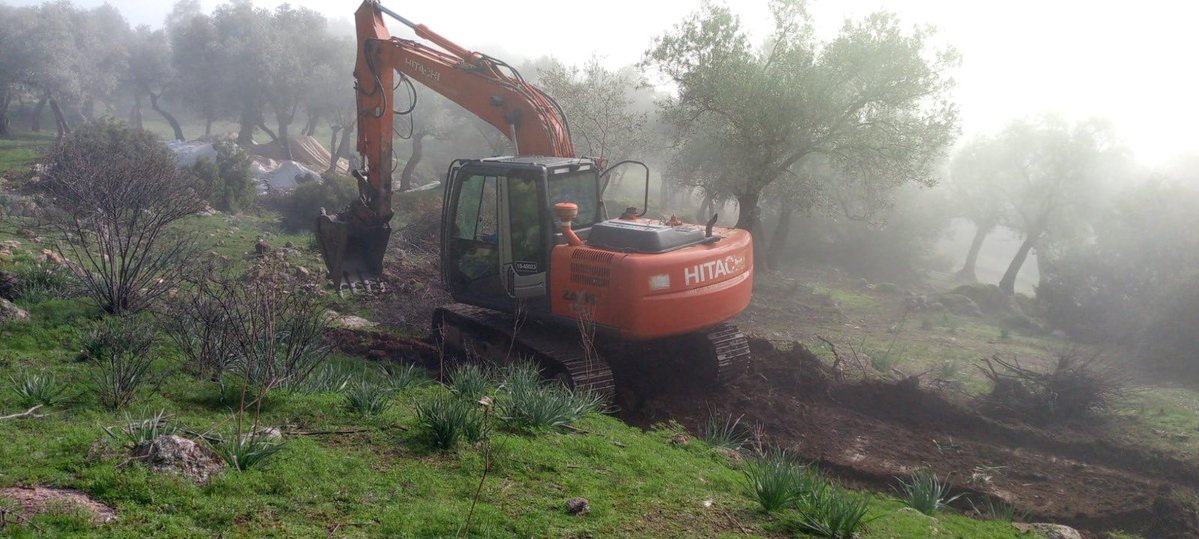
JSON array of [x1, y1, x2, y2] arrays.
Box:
[[547, 171, 600, 229]]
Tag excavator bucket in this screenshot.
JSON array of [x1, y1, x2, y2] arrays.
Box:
[[315, 213, 391, 291]]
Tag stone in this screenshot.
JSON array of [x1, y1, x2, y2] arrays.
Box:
[[938, 293, 983, 317], [0, 240, 20, 249], [0, 298, 30, 323], [131, 435, 223, 484], [295, 266, 310, 278], [255, 239, 271, 255], [713, 446, 743, 464], [1013, 522, 1082, 539], [0, 486, 117, 524], [324, 310, 377, 329], [41, 249, 67, 266], [669, 433, 690, 446], [565, 497, 590, 515]]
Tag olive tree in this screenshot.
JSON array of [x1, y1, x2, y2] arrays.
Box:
[[645, 1, 957, 266]]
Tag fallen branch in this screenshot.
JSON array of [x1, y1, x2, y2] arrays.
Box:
[[0, 405, 45, 420]]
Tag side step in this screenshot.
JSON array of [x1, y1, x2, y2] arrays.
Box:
[[432, 303, 616, 399], [708, 323, 752, 383]]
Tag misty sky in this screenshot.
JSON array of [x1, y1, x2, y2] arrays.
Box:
[[7, 0, 1199, 167]]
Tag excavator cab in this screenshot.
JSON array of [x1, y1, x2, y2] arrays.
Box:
[[440, 156, 600, 312]]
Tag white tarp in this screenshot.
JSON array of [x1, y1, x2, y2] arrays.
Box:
[[166, 140, 216, 167]]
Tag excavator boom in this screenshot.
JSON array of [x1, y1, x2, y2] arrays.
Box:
[[316, 0, 574, 288]]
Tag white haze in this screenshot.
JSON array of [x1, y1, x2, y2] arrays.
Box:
[[5, 0, 1198, 166]]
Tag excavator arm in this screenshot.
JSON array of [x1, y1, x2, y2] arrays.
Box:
[[317, 0, 576, 289]]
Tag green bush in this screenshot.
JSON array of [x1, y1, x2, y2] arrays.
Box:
[[495, 361, 605, 431], [6, 263, 76, 303], [186, 141, 255, 212], [277, 174, 357, 233], [384, 363, 428, 391]]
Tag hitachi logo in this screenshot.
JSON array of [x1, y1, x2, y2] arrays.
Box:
[[684, 255, 745, 286]]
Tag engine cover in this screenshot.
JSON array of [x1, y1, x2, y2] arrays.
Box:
[[585, 219, 707, 254]]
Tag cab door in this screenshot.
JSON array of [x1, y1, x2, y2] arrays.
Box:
[[498, 174, 548, 299]]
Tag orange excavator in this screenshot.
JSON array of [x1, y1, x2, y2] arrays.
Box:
[[316, 0, 754, 396]]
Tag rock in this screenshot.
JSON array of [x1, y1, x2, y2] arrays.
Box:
[[1, 298, 30, 323], [250, 427, 283, 441], [196, 205, 219, 217], [1013, 522, 1082, 539], [0, 249, 12, 258], [324, 310, 378, 329], [279, 248, 300, 257], [713, 446, 743, 464], [938, 293, 983, 317], [565, 497, 590, 515], [670, 433, 690, 446], [17, 228, 37, 240], [255, 239, 271, 255], [295, 266, 310, 278], [285, 241, 295, 249], [0, 239, 20, 249], [131, 435, 223, 484], [852, 278, 871, 289], [903, 294, 928, 311], [41, 249, 67, 266]]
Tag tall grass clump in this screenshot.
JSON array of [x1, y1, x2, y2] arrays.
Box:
[[896, 469, 962, 515], [85, 317, 156, 410], [208, 432, 285, 471], [701, 409, 749, 450], [967, 497, 1028, 522], [384, 363, 428, 391], [793, 481, 874, 539], [743, 450, 817, 512], [447, 363, 492, 400], [102, 409, 178, 449], [343, 379, 391, 416], [416, 393, 486, 449], [497, 362, 604, 430], [8, 263, 76, 303], [8, 370, 67, 407]]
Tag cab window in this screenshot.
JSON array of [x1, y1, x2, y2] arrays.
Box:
[[548, 171, 600, 229]]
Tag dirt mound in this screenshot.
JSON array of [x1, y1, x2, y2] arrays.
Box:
[[0, 486, 116, 525], [324, 327, 438, 366], [620, 337, 1199, 538]]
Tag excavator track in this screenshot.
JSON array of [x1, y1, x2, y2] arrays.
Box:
[[432, 303, 616, 398], [707, 322, 752, 384]]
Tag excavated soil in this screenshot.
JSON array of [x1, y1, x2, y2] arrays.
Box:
[[0, 486, 116, 525], [619, 338, 1199, 539]]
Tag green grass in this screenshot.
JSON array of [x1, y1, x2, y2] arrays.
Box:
[[0, 131, 52, 174]]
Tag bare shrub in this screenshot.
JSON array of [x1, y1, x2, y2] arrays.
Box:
[[172, 260, 330, 395], [977, 351, 1126, 421], [41, 120, 204, 315]]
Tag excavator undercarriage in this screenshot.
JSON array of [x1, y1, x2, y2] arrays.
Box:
[[432, 303, 751, 404]]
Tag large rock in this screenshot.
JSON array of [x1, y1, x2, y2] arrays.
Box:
[[1013, 522, 1082, 539], [1, 297, 29, 323], [131, 435, 223, 483], [938, 293, 983, 317]]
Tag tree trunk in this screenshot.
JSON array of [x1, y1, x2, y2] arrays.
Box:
[[957, 219, 996, 282], [48, 98, 70, 140], [81, 96, 95, 123], [128, 93, 144, 130], [734, 189, 762, 231], [327, 119, 355, 175], [204, 117, 213, 137], [303, 113, 319, 137], [998, 229, 1040, 295], [695, 191, 714, 223], [0, 87, 11, 138], [326, 126, 341, 174], [31, 96, 47, 132], [398, 132, 427, 192], [765, 202, 795, 270], [237, 101, 257, 146], [149, 92, 185, 141]]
